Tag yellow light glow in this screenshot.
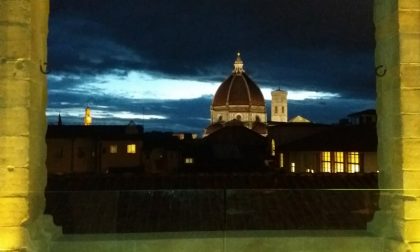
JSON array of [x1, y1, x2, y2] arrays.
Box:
[[127, 144, 136, 154], [321, 152, 331, 172], [84, 106, 92, 126], [334, 152, 344, 172], [0, 228, 27, 251], [280, 153, 284, 168], [347, 152, 360, 173], [185, 157, 194, 164], [271, 139, 276, 156], [110, 145, 118, 154]]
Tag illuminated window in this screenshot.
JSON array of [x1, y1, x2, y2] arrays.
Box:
[[306, 169, 314, 173], [321, 152, 331, 172], [127, 144, 136, 154], [334, 152, 344, 172], [347, 152, 360, 173], [279, 153, 284, 168], [271, 139, 276, 156], [110, 145, 118, 154], [291, 162, 295, 172], [185, 157, 194, 164]]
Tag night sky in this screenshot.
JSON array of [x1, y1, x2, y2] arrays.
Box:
[[47, 0, 376, 133]]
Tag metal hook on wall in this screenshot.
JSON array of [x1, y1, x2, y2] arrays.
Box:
[[375, 65, 387, 77], [40, 62, 50, 74]]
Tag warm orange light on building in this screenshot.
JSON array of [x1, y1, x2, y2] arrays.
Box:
[[110, 145, 118, 154], [0, 228, 27, 251], [334, 152, 344, 172], [84, 106, 92, 126], [271, 139, 276, 156], [127, 144, 136, 154], [347, 152, 360, 173], [321, 152, 331, 172]]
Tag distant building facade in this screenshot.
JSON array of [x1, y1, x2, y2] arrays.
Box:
[[346, 109, 377, 125], [46, 123, 144, 174], [268, 124, 378, 173], [46, 53, 378, 175]]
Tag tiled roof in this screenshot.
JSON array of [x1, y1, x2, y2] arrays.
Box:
[[347, 109, 376, 117], [46, 125, 143, 140], [280, 125, 377, 151], [45, 173, 378, 233], [212, 72, 265, 107]]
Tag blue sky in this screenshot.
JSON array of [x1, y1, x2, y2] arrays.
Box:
[[47, 0, 375, 133]]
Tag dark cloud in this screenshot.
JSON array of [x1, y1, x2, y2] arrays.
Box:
[[286, 98, 375, 124], [48, 0, 376, 130]]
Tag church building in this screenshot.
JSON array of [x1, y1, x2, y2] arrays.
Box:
[[205, 53, 287, 136]]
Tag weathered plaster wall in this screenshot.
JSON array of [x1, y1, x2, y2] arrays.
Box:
[[368, 0, 420, 251], [0, 0, 58, 251]]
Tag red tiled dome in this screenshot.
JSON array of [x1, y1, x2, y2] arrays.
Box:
[[212, 73, 265, 107], [212, 53, 265, 107]]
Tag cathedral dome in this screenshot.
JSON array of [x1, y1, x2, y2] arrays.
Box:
[[207, 53, 267, 135], [212, 53, 265, 107]]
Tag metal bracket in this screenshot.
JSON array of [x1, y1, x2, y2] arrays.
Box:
[[40, 62, 50, 74], [375, 65, 386, 77]]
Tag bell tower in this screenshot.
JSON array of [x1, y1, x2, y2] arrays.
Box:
[[271, 89, 288, 122], [84, 106, 92, 126]]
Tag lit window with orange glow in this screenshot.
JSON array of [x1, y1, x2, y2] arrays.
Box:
[[291, 162, 295, 172], [110, 145, 118, 154], [321, 151, 331, 172], [127, 144, 136, 154], [347, 152, 360, 173], [334, 152, 344, 172], [271, 139, 276, 156]]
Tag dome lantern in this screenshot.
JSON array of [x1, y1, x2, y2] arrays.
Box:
[[233, 52, 244, 74]]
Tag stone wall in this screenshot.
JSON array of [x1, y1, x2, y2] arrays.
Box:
[[369, 0, 420, 251], [0, 1, 58, 251]]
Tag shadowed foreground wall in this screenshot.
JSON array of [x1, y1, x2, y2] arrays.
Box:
[[368, 0, 420, 251], [0, 1, 59, 251]]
